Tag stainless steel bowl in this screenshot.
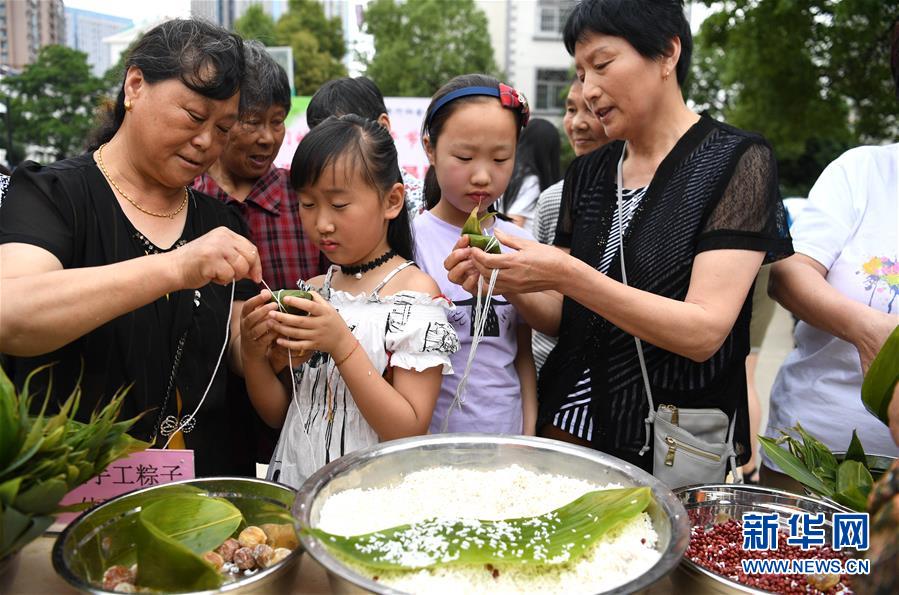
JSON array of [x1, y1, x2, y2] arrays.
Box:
[[293, 434, 690, 594], [672, 484, 851, 595], [53, 477, 301, 594]]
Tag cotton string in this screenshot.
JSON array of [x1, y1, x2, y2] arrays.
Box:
[[262, 279, 321, 472], [441, 247, 500, 432], [162, 280, 236, 449]]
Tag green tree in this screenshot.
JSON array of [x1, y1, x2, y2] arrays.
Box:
[[363, 0, 497, 96], [275, 0, 346, 94], [691, 0, 896, 196], [2, 45, 105, 161], [234, 3, 277, 45]]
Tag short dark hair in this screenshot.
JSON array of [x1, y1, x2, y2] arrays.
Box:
[[240, 40, 291, 115], [306, 77, 388, 128], [89, 19, 245, 149], [421, 73, 527, 209], [563, 0, 693, 86], [290, 115, 413, 261]]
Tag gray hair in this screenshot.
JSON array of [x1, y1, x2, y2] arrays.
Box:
[[240, 41, 292, 116]]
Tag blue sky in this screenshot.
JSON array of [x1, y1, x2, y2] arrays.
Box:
[[64, 0, 190, 25]]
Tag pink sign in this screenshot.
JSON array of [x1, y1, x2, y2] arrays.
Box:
[[51, 449, 195, 531]]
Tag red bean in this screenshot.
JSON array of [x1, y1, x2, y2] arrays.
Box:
[[685, 511, 854, 594]]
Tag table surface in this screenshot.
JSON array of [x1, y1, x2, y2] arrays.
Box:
[[4, 536, 676, 594]]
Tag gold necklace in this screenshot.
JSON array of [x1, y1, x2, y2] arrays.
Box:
[[96, 143, 188, 219]]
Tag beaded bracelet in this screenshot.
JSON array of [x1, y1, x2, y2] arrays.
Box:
[[334, 339, 360, 367]]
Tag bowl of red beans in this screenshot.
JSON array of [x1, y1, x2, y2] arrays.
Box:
[[673, 484, 860, 595]]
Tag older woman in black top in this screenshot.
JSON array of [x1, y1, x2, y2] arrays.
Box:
[[446, 0, 792, 474], [0, 20, 262, 476]]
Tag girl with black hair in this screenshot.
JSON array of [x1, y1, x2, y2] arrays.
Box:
[[415, 73, 538, 436], [241, 115, 459, 487], [501, 118, 562, 230]]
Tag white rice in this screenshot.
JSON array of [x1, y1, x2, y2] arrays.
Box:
[[316, 465, 661, 594]]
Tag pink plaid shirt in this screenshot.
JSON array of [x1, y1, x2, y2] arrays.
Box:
[[193, 168, 323, 290]]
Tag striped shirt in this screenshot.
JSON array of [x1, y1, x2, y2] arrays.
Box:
[[531, 179, 564, 371], [553, 185, 648, 440]]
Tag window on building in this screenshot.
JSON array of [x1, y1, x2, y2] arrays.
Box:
[[535, 68, 569, 111], [536, 0, 575, 37]]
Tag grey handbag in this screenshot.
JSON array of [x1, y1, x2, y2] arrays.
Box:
[[651, 404, 737, 489], [615, 143, 739, 489]]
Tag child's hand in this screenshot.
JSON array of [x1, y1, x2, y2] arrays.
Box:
[[444, 235, 482, 295], [268, 291, 356, 360], [267, 342, 312, 373], [240, 290, 279, 362]]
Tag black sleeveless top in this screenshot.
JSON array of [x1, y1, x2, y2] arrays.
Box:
[[0, 154, 258, 476], [539, 116, 793, 470]]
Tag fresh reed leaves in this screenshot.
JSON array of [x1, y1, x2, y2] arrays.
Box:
[[0, 365, 148, 559], [305, 487, 652, 570], [759, 424, 877, 512]]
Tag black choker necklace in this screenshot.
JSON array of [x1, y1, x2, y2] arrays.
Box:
[[340, 249, 396, 279]]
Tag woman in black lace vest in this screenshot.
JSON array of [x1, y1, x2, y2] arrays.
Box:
[[445, 0, 793, 472]]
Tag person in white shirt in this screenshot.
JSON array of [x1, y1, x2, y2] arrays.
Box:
[[762, 141, 899, 486]]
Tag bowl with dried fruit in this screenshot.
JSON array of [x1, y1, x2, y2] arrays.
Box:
[[673, 484, 858, 595], [52, 477, 301, 593]]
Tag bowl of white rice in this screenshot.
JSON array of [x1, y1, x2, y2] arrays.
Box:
[[293, 434, 689, 594]]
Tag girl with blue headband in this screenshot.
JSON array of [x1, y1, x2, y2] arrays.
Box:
[[414, 73, 538, 435]]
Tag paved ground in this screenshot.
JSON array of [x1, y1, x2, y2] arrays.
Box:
[[753, 303, 795, 443]]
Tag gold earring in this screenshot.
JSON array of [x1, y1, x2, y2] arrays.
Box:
[[663, 70, 670, 80], [124, 99, 133, 111]]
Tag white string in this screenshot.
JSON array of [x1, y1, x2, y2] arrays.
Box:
[[441, 265, 500, 432], [260, 279, 321, 472], [162, 280, 236, 449]]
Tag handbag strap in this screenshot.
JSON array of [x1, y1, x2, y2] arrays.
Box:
[[616, 143, 739, 479], [615, 143, 657, 456]]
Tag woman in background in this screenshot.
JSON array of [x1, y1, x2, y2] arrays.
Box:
[[501, 118, 561, 231]]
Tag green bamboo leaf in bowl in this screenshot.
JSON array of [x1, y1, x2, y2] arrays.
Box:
[[306, 487, 651, 570], [140, 495, 243, 554], [134, 494, 244, 591], [843, 430, 868, 466], [832, 460, 873, 513], [135, 510, 223, 592]]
